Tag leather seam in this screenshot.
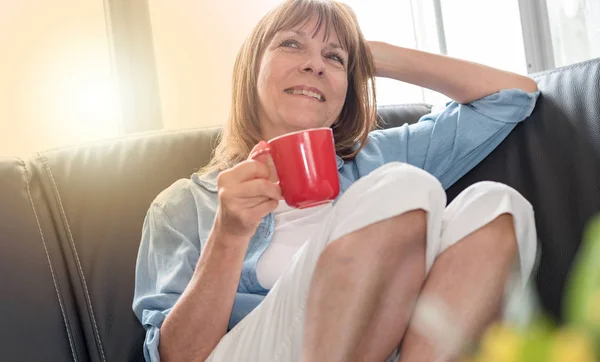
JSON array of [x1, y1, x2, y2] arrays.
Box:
[[22, 160, 78, 361], [38, 155, 107, 362], [37, 126, 221, 156], [377, 103, 433, 109], [532, 58, 600, 79]]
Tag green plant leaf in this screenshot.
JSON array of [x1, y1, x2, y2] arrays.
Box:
[[564, 214, 600, 347]]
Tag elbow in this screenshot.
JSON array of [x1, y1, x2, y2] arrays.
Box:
[[517, 75, 539, 93], [452, 74, 539, 105]]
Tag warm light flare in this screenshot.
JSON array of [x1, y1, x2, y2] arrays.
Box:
[[30, 38, 123, 140], [1, 0, 123, 157]]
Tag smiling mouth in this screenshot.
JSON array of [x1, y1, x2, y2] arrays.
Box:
[[284, 88, 326, 102]]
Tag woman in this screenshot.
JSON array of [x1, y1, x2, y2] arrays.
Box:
[[133, 1, 540, 361]]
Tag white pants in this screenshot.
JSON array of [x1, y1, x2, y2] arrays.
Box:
[[206, 162, 537, 362]]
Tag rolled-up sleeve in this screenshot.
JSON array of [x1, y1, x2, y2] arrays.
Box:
[[364, 88, 540, 189], [133, 203, 265, 361], [133, 203, 201, 361]]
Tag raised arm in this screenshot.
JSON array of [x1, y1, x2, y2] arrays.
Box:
[[368, 41, 538, 104]]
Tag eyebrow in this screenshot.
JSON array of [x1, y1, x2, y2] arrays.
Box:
[[289, 29, 345, 51]]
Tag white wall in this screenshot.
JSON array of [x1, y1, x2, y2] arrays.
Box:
[[147, 0, 283, 130], [0, 0, 120, 158]]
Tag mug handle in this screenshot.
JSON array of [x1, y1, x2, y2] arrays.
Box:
[[249, 146, 281, 188]]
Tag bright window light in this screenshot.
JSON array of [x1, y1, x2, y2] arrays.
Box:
[[0, 0, 122, 157]]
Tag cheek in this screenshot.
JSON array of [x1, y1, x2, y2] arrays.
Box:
[[257, 63, 269, 96], [333, 77, 348, 110], [258, 62, 283, 101], [257, 68, 277, 113]]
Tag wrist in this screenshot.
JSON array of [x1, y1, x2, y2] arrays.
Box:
[[370, 41, 408, 79], [195, 223, 249, 275], [211, 216, 254, 247]]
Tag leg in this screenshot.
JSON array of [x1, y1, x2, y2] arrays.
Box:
[[399, 213, 516, 361], [206, 163, 445, 362], [302, 210, 427, 362], [302, 163, 446, 362], [398, 182, 537, 362]]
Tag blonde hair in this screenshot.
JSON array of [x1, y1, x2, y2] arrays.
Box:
[[202, 0, 377, 174]]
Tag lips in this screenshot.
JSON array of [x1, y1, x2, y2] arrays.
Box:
[[284, 85, 326, 102]]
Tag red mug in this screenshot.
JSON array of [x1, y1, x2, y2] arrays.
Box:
[[250, 128, 340, 209]]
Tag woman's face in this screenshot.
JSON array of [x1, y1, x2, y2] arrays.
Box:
[[256, 15, 349, 140]]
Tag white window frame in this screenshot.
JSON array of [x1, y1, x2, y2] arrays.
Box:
[[517, 0, 556, 73], [432, 0, 448, 55], [431, 0, 555, 73]]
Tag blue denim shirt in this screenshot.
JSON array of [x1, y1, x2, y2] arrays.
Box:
[[133, 88, 539, 361]]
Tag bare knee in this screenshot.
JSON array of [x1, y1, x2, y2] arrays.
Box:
[[316, 209, 427, 272]]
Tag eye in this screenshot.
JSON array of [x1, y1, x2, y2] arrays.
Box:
[[326, 52, 345, 65], [279, 38, 300, 49]]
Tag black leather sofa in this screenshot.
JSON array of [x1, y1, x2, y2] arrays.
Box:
[[2, 58, 599, 361]]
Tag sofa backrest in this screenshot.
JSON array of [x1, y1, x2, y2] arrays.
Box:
[[0, 158, 84, 361], [28, 128, 220, 362]]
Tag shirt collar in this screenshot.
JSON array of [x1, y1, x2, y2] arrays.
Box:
[[191, 170, 219, 193], [193, 155, 344, 194]]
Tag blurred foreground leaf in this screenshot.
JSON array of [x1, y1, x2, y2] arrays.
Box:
[[564, 215, 600, 350]]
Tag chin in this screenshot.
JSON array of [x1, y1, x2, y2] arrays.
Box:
[[283, 114, 330, 131], [289, 120, 327, 131]]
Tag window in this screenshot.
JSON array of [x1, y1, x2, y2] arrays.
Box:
[[441, 0, 528, 75], [342, 0, 529, 106], [546, 0, 600, 67], [341, 0, 431, 106], [0, 0, 121, 158]]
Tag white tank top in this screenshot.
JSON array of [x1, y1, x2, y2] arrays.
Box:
[[256, 200, 331, 289]]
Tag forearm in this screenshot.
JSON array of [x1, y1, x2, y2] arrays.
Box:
[[371, 41, 538, 104], [159, 227, 248, 362]]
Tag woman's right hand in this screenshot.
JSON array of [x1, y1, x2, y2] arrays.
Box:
[[213, 141, 281, 241]]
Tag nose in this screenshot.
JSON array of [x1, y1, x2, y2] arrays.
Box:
[[300, 52, 326, 78]]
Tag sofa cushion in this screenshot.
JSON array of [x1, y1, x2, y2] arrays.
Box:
[[30, 128, 219, 362]]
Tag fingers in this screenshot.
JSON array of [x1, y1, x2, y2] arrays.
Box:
[[218, 160, 270, 185], [218, 175, 282, 207], [252, 152, 269, 165], [249, 141, 279, 183], [242, 196, 273, 209], [237, 178, 282, 201], [248, 140, 270, 161], [263, 153, 278, 183], [251, 199, 279, 218]]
